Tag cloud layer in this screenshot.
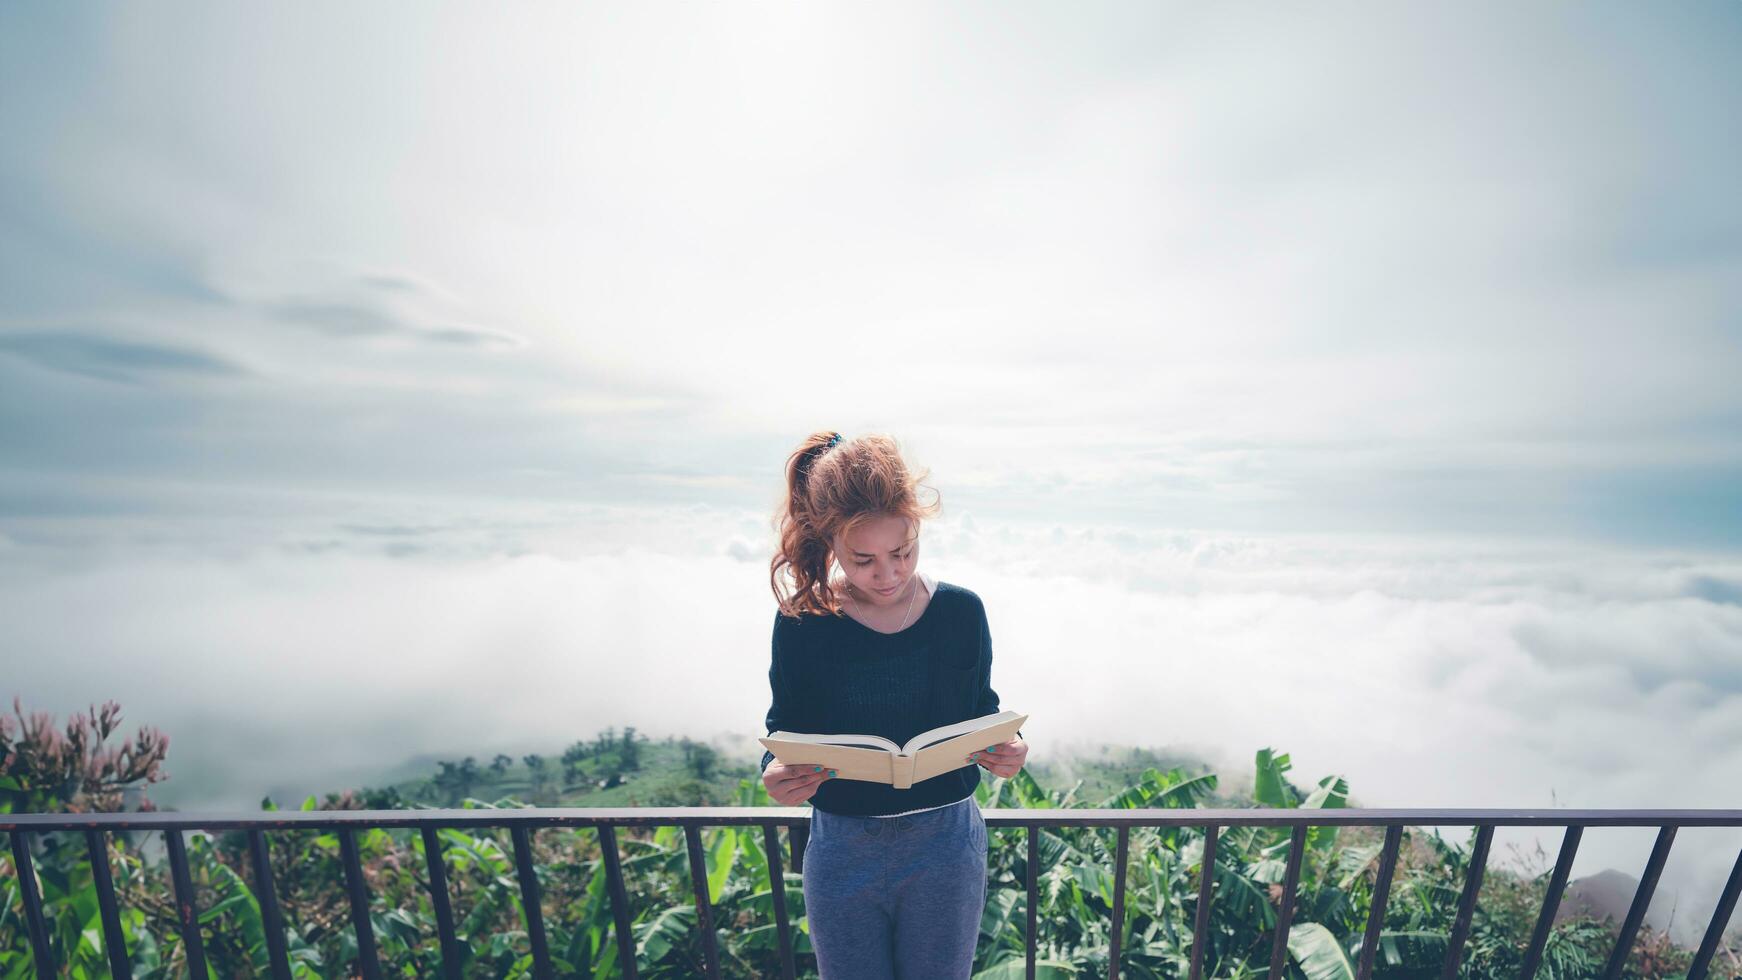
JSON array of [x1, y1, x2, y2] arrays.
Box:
[[6, 507, 1741, 943]]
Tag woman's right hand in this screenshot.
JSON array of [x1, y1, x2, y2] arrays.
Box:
[[764, 762, 833, 805]]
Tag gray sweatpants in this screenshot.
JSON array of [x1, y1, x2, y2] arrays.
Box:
[[801, 796, 988, 979]]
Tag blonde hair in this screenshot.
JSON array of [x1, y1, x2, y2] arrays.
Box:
[[769, 431, 941, 619]]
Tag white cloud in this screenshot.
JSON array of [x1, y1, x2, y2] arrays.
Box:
[[5, 508, 1741, 942]]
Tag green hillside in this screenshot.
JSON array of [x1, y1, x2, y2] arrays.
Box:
[[322, 727, 1287, 813]]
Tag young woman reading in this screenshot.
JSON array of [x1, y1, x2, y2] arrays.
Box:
[[760, 430, 1027, 979]]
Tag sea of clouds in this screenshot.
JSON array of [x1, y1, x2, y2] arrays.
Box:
[[5, 503, 1739, 945]]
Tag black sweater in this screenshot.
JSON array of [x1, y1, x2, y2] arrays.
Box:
[[759, 580, 1020, 816]]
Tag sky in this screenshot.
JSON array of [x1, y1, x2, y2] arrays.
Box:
[[3, 0, 1741, 948]]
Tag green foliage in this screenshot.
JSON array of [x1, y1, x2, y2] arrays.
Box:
[[4, 739, 1734, 978], [1288, 922, 1356, 979]]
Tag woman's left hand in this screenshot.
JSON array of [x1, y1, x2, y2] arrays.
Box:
[[969, 738, 1027, 779]]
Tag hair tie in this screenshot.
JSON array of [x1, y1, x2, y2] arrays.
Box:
[[825, 432, 842, 449]]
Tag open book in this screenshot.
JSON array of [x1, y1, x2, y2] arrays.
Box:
[[759, 710, 1027, 790]]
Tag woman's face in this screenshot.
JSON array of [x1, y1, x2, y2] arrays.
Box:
[[832, 514, 920, 608]]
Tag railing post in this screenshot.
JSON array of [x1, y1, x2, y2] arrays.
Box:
[[1600, 826, 1676, 979], [1189, 823, 1218, 980], [245, 828, 294, 980], [1440, 824, 1492, 980], [1265, 823, 1309, 979], [509, 824, 555, 979], [762, 822, 798, 980], [682, 823, 723, 980], [337, 826, 383, 980], [1521, 825, 1583, 980], [85, 828, 135, 980], [163, 828, 211, 979], [599, 823, 641, 980], [1688, 844, 1742, 980], [1026, 822, 1039, 980], [8, 830, 56, 977], [418, 825, 466, 980], [790, 821, 809, 875], [1110, 824, 1129, 980], [1355, 824, 1404, 980]]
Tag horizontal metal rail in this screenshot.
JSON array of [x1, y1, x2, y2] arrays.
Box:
[[5, 807, 1740, 980]]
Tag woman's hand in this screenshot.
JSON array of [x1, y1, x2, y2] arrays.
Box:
[[969, 738, 1027, 779], [763, 761, 835, 805]]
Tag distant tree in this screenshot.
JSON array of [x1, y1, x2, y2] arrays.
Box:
[[433, 760, 461, 804], [430, 757, 483, 805], [687, 743, 718, 781], [621, 727, 641, 770], [360, 785, 406, 809], [561, 740, 588, 784], [489, 753, 511, 774], [523, 754, 549, 797]]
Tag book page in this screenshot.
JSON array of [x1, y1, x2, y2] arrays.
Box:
[[910, 713, 1027, 783], [765, 730, 901, 753], [901, 710, 1026, 755], [757, 739, 898, 783]]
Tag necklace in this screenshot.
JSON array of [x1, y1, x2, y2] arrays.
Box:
[[848, 576, 920, 633]]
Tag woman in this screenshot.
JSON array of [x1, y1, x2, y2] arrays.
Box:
[[760, 430, 1027, 979]]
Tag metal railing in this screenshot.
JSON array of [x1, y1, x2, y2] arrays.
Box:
[[6, 807, 1742, 979]]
